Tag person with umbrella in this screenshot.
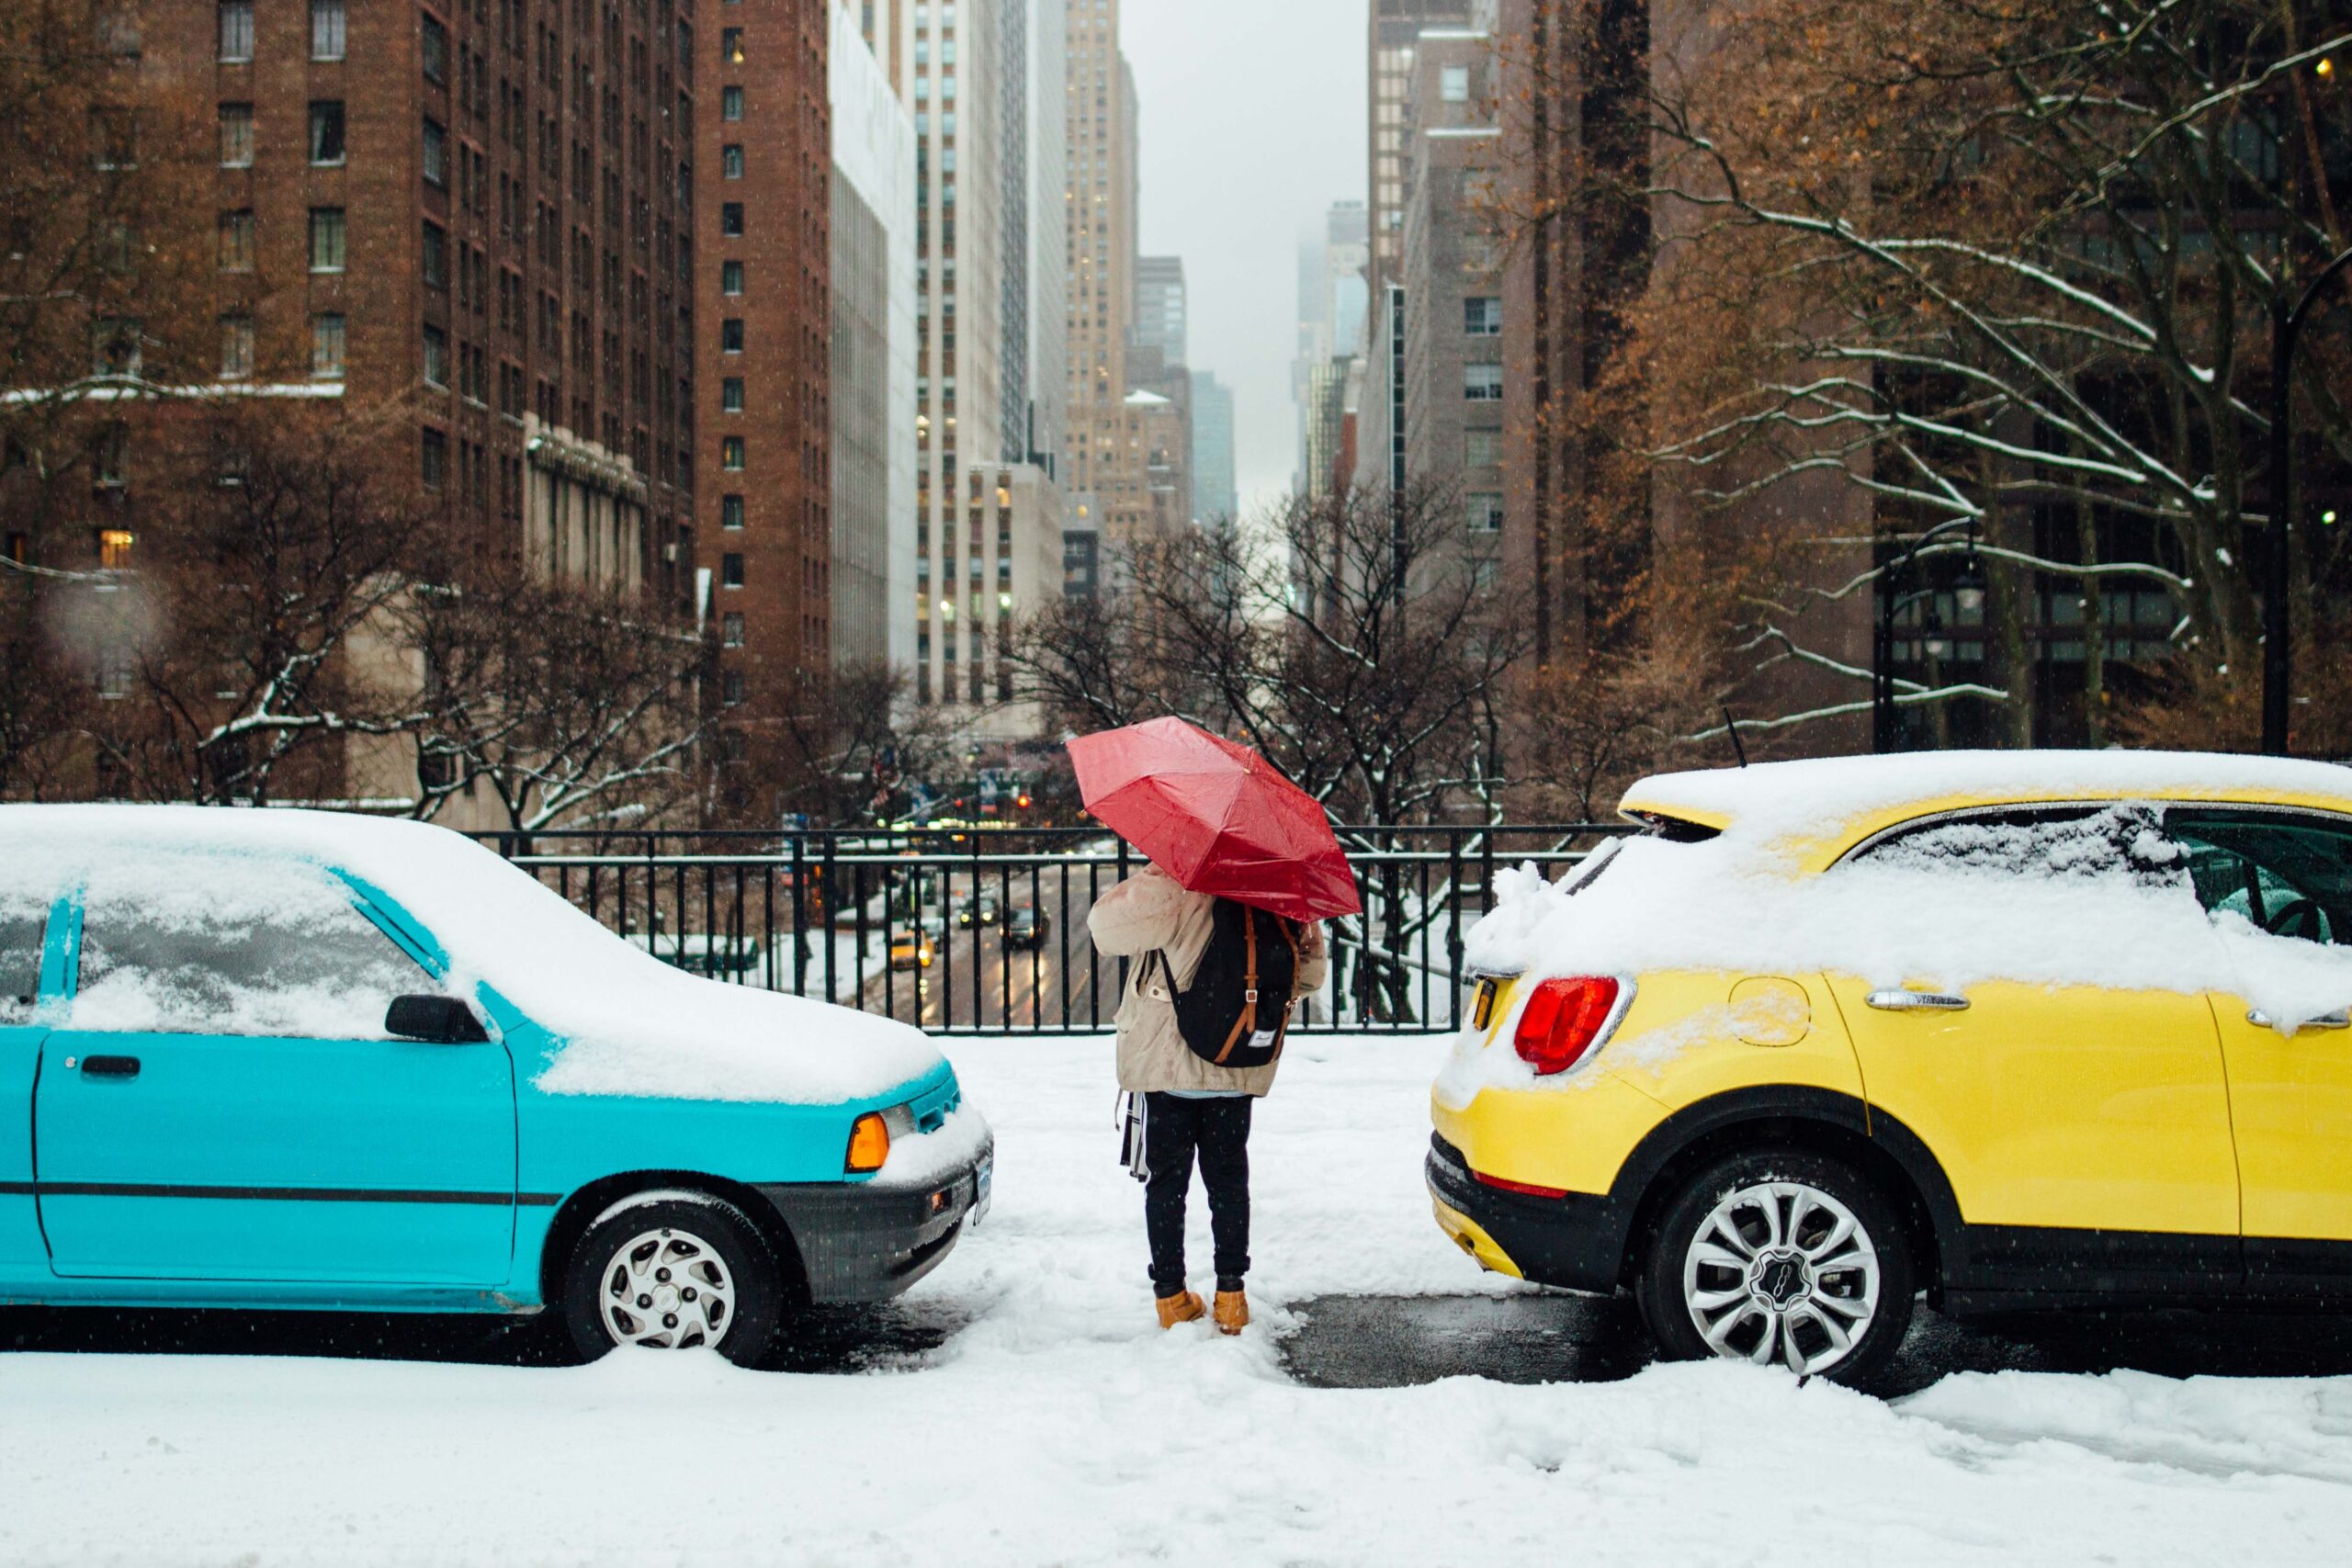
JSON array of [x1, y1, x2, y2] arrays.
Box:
[[1071, 718, 1361, 1335]]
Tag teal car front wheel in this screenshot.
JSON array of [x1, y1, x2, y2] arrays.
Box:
[[562, 1191, 786, 1365]]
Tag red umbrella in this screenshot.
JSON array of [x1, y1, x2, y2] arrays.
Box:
[[1068, 716, 1362, 921]]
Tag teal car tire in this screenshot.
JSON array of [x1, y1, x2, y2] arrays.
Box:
[[561, 1190, 786, 1366]]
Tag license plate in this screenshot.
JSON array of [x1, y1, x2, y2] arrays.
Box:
[[1472, 978, 1497, 1032], [969, 1158, 993, 1226]]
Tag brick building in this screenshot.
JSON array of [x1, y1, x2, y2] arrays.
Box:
[[695, 0, 833, 781]]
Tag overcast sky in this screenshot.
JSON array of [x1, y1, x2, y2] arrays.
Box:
[[1121, 0, 1367, 518]]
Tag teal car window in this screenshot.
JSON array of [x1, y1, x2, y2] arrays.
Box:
[[74, 855, 435, 1038], [2168, 811, 2352, 947], [0, 906, 43, 1023]]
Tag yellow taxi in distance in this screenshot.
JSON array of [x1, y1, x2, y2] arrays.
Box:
[[1428, 752, 2352, 1385]]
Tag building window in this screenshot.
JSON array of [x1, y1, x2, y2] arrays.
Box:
[[218, 209, 255, 272], [721, 143, 743, 179], [92, 427, 129, 490], [721, 28, 744, 63], [720, 259, 744, 296], [424, 118, 447, 186], [1465, 428, 1500, 468], [721, 613, 745, 648], [721, 436, 745, 470], [1465, 493, 1504, 534], [421, 427, 447, 490], [309, 208, 346, 271], [218, 0, 253, 62], [721, 552, 744, 588], [1464, 296, 1502, 335], [311, 312, 346, 378], [721, 201, 743, 237], [310, 100, 345, 164], [311, 0, 346, 61], [721, 669, 746, 705], [89, 109, 135, 170], [96, 526, 134, 568], [721, 377, 743, 412], [423, 220, 447, 288], [721, 318, 743, 353], [422, 14, 448, 84], [219, 314, 254, 379], [722, 85, 744, 120], [1464, 364, 1503, 401], [424, 324, 448, 389], [218, 102, 254, 166], [1441, 64, 1471, 102], [721, 494, 744, 529]]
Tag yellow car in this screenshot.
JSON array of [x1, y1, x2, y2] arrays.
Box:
[[1429, 751, 2352, 1384], [889, 930, 935, 971]]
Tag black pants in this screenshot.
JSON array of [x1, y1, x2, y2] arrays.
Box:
[[1142, 1092, 1252, 1297]]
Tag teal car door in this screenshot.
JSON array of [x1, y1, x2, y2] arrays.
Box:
[[0, 896, 55, 1279], [34, 852, 518, 1285]]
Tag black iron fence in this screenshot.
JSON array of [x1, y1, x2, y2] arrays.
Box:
[[474, 825, 1632, 1036]]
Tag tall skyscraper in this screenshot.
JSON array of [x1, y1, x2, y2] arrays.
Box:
[[1191, 372, 1238, 524], [1368, 1, 1475, 301], [699, 0, 836, 799], [1063, 0, 1150, 592], [831, 1, 920, 675], [1295, 201, 1368, 492], [1132, 255, 1187, 364], [895, 0, 1064, 730]]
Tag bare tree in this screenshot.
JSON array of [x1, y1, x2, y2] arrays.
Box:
[[1497, 0, 2352, 749], [407, 566, 714, 836], [742, 660, 962, 828]]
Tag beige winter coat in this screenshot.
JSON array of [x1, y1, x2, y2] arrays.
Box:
[[1088, 865, 1330, 1096]]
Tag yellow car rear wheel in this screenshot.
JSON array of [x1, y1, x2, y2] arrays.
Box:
[[1636, 1148, 1916, 1388]]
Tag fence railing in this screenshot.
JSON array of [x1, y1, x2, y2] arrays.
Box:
[[475, 824, 1633, 1036]]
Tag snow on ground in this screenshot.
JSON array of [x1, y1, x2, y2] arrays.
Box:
[[5, 1034, 2351, 1566]]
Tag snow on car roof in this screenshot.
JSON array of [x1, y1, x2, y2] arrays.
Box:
[[0, 805, 942, 1106], [1622, 750, 2352, 840]]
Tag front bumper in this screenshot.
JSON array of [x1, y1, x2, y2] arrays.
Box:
[[1425, 1134, 1629, 1294], [756, 1133, 993, 1304]]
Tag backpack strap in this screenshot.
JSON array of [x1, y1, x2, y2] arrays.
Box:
[[1212, 908, 1260, 1066], [1140, 949, 1171, 1002]]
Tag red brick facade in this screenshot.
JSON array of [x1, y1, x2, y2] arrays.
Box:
[[695, 0, 831, 773]]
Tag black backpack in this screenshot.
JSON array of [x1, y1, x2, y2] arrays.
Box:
[[1142, 898, 1302, 1070]]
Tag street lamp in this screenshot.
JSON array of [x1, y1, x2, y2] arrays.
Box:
[[2262, 243, 2352, 756], [1873, 518, 1984, 754]]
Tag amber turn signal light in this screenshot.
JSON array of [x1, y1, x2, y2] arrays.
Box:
[[845, 1111, 891, 1173]]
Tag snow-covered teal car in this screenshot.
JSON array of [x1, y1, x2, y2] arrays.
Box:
[[0, 807, 991, 1364]]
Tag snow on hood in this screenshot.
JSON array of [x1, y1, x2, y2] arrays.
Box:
[[0, 806, 944, 1106], [1453, 787, 2352, 1100]]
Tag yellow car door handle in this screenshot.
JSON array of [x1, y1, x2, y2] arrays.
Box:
[[1865, 988, 1971, 1012], [2246, 1007, 2352, 1032]]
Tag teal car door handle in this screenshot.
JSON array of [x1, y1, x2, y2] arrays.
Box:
[[79, 1055, 141, 1079]]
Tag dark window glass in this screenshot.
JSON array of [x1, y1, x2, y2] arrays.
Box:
[[309, 99, 345, 164], [423, 220, 447, 288], [422, 14, 448, 83], [721, 318, 743, 353], [721, 552, 744, 587], [2171, 811, 2352, 946], [720, 201, 743, 237], [0, 906, 45, 1023], [720, 494, 744, 528]]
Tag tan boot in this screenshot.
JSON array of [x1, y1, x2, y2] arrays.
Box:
[[1155, 1290, 1206, 1329], [1213, 1289, 1250, 1336]]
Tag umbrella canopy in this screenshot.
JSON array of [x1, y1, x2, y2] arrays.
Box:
[[1068, 716, 1362, 921]]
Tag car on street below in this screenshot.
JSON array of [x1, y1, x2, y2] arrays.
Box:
[[1004, 906, 1051, 949], [889, 929, 936, 970], [1429, 751, 2352, 1386], [0, 807, 991, 1365], [956, 895, 1003, 930]]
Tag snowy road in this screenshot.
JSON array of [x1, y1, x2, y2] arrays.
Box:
[[4, 1035, 2351, 1565]]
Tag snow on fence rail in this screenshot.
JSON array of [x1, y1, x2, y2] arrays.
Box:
[[473, 825, 1633, 1035]]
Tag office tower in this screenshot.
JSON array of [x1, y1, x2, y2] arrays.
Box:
[[1368, 0, 1474, 300], [831, 0, 920, 674], [698, 0, 837, 780], [1191, 372, 1238, 524], [1132, 255, 1187, 364], [1294, 201, 1368, 492]]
